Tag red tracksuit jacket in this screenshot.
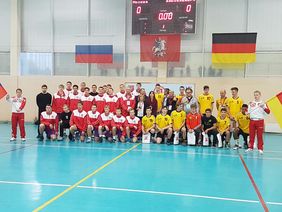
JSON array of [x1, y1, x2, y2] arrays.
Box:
[[70, 109, 87, 131], [68, 92, 82, 112], [52, 92, 68, 113], [125, 116, 141, 136], [105, 95, 119, 113], [81, 95, 94, 112], [40, 111, 59, 133], [87, 111, 100, 128], [94, 95, 106, 114], [99, 112, 114, 128], [111, 115, 126, 129], [120, 94, 136, 116]]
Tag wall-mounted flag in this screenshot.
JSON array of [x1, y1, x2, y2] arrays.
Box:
[[75, 45, 113, 63], [140, 34, 181, 62], [212, 33, 257, 64]]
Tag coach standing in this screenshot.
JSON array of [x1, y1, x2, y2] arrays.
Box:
[[36, 84, 52, 138]]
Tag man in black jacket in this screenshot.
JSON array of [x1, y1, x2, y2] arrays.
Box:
[[36, 84, 52, 138]]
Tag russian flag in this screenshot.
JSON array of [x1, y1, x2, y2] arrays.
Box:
[[0, 83, 7, 100], [75, 45, 113, 63]]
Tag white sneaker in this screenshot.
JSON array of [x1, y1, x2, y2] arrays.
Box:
[[10, 137, 16, 142], [21, 138, 26, 143], [245, 148, 253, 153], [258, 150, 263, 154]]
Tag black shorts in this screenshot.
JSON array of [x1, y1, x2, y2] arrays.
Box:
[[157, 129, 169, 140]]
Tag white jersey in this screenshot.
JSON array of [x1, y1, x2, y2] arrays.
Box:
[[7, 96, 27, 113], [248, 100, 269, 120], [116, 91, 126, 99]]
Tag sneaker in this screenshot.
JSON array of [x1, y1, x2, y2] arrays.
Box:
[[233, 146, 239, 150], [38, 135, 44, 142], [245, 148, 253, 153], [57, 136, 63, 141], [258, 150, 263, 154], [21, 138, 26, 143], [86, 137, 92, 143], [10, 137, 16, 142]]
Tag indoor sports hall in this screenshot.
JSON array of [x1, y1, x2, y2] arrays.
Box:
[[0, 0, 282, 212]]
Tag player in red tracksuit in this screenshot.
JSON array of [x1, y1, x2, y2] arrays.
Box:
[[98, 105, 114, 142], [116, 84, 126, 99], [111, 108, 126, 142], [86, 104, 100, 143], [38, 105, 59, 141], [68, 84, 82, 112], [52, 84, 68, 116], [105, 88, 119, 113], [69, 101, 87, 142], [246, 90, 270, 154], [6, 88, 27, 142], [81, 87, 94, 112], [125, 108, 142, 143], [120, 86, 136, 117], [94, 86, 106, 113]]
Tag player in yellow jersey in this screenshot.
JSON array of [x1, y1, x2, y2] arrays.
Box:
[[227, 87, 243, 120], [155, 84, 164, 113], [142, 107, 156, 143], [171, 104, 186, 145], [156, 107, 173, 144], [198, 85, 214, 115], [233, 104, 250, 150], [216, 89, 229, 117], [216, 108, 231, 148]]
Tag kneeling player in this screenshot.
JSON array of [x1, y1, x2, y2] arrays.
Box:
[[142, 107, 156, 143], [171, 104, 186, 145], [186, 104, 202, 145], [111, 108, 126, 142], [98, 105, 114, 142], [156, 107, 173, 144], [233, 104, 250, 149], [201, 108, 218, 146], [39, 105, 59, 141], [69, 101, 87, 142], [87, 104, 100, 143], [58, 104, 72, 141], [125, 108, 142, 143], [217, 108, 231, 148]]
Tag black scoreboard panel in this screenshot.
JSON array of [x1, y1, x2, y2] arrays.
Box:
[[132, 0, 197, 35]]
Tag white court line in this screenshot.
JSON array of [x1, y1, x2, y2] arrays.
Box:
[[0, 142, 282, 161], [0, 180, 282, 206]]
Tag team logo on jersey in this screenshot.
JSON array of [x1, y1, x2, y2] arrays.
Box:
[[152, 38, 166, 57], [150, 119, 153, 122], [164, 118, 168, 121]]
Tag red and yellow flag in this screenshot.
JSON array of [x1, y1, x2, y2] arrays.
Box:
[[267, 92, 282, 129]]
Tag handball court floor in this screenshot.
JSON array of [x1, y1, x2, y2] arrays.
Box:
[[0, 124, 282, 212]]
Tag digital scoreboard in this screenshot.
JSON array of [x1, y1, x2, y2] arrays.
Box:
[[132, 0, 197, 35]]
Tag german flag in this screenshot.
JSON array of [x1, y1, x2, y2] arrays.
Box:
[[267, 92, 282, 129], [212, 33, 257, 64]]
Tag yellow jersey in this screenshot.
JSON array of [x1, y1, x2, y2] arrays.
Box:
[[227, 97, 243, 118], [176, 94, 185, 103], [216, 97, 229, 117], [216, 116, 230, 133], [235, 112, 250, 134], [171, 110, 186, 129], [156, 114, 172, 129], [198, 94, 214, 114], [142, 115, 155, 131], [155, 93, 164, 112]]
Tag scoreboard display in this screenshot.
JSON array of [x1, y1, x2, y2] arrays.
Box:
[[132, 0, 197, 35]]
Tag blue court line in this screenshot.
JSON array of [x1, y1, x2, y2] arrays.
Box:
[[0, 180, 281, 206], [0, 142, 281, 161], [0, 144, 34, 155]]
